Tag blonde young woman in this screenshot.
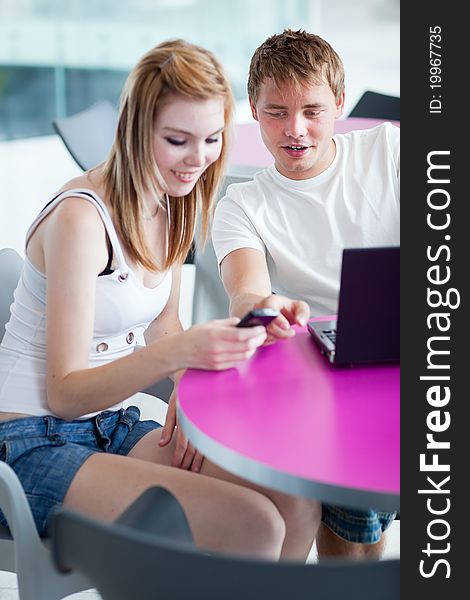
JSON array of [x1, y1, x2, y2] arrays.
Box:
[[0, 40, 319, 560]]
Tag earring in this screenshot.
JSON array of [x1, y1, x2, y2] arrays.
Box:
[[202, 171, 207, 181]]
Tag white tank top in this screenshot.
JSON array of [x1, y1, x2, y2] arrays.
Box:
[[0, 188, 172, 417]]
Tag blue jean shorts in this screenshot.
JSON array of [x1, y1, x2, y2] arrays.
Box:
[[321, 504, 396, 544], [0, 406, 161, 537]]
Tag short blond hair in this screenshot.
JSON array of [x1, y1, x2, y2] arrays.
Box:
[[248, 29, 345, 104], [104, 39, 234, 271]]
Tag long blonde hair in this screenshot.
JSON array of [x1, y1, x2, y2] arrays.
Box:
[[103, 39, 234, 271]]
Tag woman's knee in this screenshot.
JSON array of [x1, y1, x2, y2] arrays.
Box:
[[233, 490, 286, 559]]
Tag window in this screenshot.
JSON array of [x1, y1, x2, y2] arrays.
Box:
[[0, 0, 399, 140]]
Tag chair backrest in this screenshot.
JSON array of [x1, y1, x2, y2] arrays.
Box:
[[51, 487, 400, 600], [52, 100, 118, 171], [0, 461, 93, 599], [348, 91, 400, 121], [0, 248, 23, 341], [191, 173, 254, 324]]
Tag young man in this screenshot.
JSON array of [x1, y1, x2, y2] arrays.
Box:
[[212, 29, 399, 559]]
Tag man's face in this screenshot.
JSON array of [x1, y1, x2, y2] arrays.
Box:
[[250, 78, 344, 180]]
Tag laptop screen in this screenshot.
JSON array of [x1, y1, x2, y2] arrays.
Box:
[[333, 246, 400, 364]]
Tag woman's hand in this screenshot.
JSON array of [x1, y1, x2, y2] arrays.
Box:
[[159, 388, 205, 472], [180, 317, 267, 370], [158, 318, 265, 469]]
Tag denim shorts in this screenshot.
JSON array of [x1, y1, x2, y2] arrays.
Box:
[[321, 504, 396, 544], [0, 406, 161, 537]]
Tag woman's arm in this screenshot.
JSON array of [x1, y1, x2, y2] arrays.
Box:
[[43, 198, 181, 419], [43, 201, 265, 420]]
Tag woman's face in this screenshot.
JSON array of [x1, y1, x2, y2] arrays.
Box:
[[153, 93, 225, 197]]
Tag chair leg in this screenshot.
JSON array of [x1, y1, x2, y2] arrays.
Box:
[[16, 550, 92, 600]]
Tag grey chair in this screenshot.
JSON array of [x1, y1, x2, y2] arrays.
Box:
[[191, 172, 254, 324], [51, 485, 400, 600], [0, 247, 93, 599], [52, 100, 118, 171], [0, 248, 23, 343], [348, 91, 400, 121]]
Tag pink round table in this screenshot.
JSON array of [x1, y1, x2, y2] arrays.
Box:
[[178, 325, 400, 512]]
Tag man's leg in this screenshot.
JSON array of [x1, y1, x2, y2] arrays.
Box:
[[316, 522, 385, 560], [317, 505, 394, 560]]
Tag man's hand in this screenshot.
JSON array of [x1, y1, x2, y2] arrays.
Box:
[[158, 388, 205, 473], [254, 294, 310, 344], [219, 248, 309, 344]]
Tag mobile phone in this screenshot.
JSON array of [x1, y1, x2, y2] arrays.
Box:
[[236, 308, 279, 328]]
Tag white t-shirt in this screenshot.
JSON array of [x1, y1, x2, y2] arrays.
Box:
[[213, 123, 400, 316]]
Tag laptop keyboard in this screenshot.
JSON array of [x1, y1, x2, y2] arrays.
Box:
[[322, 328, 337, 346]]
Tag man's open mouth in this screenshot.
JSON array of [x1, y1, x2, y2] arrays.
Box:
[[282, 145, 312, 157]]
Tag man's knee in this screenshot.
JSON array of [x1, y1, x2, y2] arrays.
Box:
[[279, 495, 322, 534]]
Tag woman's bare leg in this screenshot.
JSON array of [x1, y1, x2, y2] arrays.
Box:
[[130, 429, 321, 561], [201, 460, 320, 561], [64, 452, 285, 560]]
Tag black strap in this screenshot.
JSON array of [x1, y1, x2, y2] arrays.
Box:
[[39, 191, 114, 276]]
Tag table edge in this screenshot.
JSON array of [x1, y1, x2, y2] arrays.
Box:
[[177, 404, 400, 513]]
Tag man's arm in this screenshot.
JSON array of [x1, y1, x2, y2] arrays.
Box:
[[220, 248, 271, 318], [220, 248, 309, 341]]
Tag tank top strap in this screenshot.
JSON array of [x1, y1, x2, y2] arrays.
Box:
[[26, 188, 130, 277]]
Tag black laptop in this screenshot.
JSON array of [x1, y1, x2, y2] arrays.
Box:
[[307, 247, 400, 365]]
